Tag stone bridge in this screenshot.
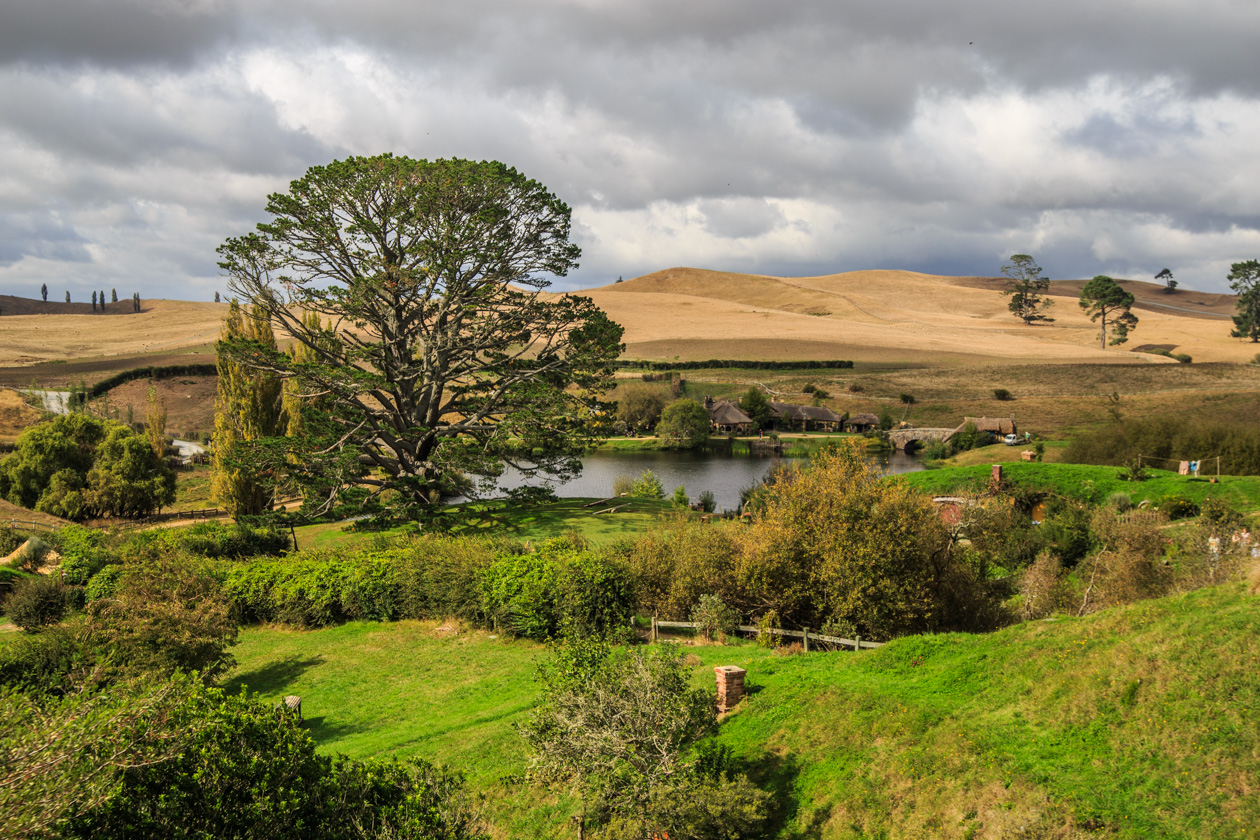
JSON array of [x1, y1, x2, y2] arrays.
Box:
[[887, 427, 955, 452]]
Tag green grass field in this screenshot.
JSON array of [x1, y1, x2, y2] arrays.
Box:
[[292, 497, 683, 553], [902, 461, 1260, 513], [227, 581, 1260, 839]]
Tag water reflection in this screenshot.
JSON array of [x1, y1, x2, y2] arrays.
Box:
[[491, 448, 924, 513]]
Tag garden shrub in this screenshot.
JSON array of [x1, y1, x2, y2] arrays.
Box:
[[993, 388, 1013, 401], [697, 490, 716, 513], [86, 565, 123, 601], [0, 624, 88, 694], [57, 525, 111, 585], [86, 556, 238, 682], [9, 537, 52, 573], [690, 594, 739, 641], [630, 470, 665, 499], [1107, 492, 1134, 511], [614, 515, 743, 621], [612, 474, 635, 496], [121, 521, 290, 562], [671, 485, 689, 508], [392, 535, 506, 623], [1159, 494, 1200, 520], [5, 574, 69, 630], [65, 681, 486, 840]]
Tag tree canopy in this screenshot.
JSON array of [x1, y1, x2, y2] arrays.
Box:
[[1000, 254, 1054, 325], [655, 398, 711, 450], [216, 154, 623, 519], [1079, 275, 1138, 347], [1227, 259, 1260, 343], [0, 414, 175, 520]]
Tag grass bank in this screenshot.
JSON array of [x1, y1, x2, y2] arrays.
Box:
[[228, 582, 1260, 838], [902, 462, 1260, 512], [292, 497, 682, 553]]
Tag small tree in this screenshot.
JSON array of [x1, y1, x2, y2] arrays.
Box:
[[520, 639, 768, 839], [671, 485, 689, 508], [40, 284, 47, 302], [65, 291, 70, 303], [740, 386, 772, 430], [144, 383, 167, 459], [1227, 260, 1260, 343], [615, 383, 669, 433], [1155, 267, 1177, 292], [214, 291, 220, 303], [99, 290, 105, 310], [656, 399, 711, 450], [1000, 254, 1055, 324], [132, 292, 140, 312], [91, 291, 98, 311], [110, 289, 117, 303], [1079, 275, 1138, 347]]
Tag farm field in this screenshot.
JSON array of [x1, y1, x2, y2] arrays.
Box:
[[227, 582, 1260, 839]]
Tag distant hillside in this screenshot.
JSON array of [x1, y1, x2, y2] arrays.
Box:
[[0, 293, 141, 317], [582, 267, 1251, 365]]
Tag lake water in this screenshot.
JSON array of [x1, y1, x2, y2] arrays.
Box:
[[491, 448, 925, 512]]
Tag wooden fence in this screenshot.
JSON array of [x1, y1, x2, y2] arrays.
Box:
[[649, 618, 883, 652], [6, 519, 59, 533]]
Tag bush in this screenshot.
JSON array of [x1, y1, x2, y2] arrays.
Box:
[[630, 470, 665, 499], [5, 575, 68, 630], [612, 474, 635, 496], [690, 594, 739, 641], [0, 624, 87, 694], [86, 565, 123, 601], [993, 388, 1014, 401], [697, 490, 716, 513], [671, 485, 689, 508], [86, 556, 238, 682], [1172, 353, 1192, 363], [1107, 492, 1134, 511], [0, 527, 26, 557], [65, 681, 487, 840], [1159, 494, 1200, 520], [121, 521, 290, 562], [615, 515, 744, 621], [656, 399, 711, 450], [57, 525, 111, 585], [9, 537, 52, 573]]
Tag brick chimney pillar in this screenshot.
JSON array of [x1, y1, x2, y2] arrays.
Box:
[[714, 665, 746, 712]]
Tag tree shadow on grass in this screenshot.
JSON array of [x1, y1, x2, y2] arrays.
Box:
[[301, 714, 375, 744], [225, 655, 324, 697], [736, 750, 831, 840]]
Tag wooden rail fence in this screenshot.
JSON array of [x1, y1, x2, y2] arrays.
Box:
[[6, 519, 59, 533], [649, 617, 883, 652]]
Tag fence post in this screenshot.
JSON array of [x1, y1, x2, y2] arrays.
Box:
[[651, 615, 658, 643], [803, 627, 810, 653], [854, 635, 861, 652]]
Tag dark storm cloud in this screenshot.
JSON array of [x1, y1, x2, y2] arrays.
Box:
[[2, 0, 1260, 299], [0, 0, 241, 69]]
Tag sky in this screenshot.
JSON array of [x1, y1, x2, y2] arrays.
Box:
[[2, 0, 1260, 301]]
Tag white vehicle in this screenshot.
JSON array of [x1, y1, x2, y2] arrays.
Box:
[[1003, 433, 1020, 446]]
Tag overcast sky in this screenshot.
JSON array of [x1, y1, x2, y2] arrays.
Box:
[[3, 0, 1260, 301]]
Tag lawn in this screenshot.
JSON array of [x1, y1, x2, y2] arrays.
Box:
[[292, 497, 683, 553], [902, 461, 1260, 513], [227, 581, 1260, 838]]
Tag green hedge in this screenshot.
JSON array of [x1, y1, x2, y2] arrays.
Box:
[[224, 536, 632, 640], [83, 363, 219, 400]]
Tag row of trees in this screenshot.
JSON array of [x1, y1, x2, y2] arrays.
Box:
[[38, 285, 142, 311], [1000, 254, 1260, 345]]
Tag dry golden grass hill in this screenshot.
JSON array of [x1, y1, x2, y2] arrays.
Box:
[[580, 268, 1252, 365], [0, 296, 228, 368]]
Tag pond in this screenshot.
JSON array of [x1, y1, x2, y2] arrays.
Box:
[[490, 448, 925, 513]]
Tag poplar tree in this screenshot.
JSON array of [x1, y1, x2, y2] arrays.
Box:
[[111, 289, 118, 303], [41, 284, 47, 302], [92, 291, 98, 311], [212, 301, 283, 516], [144, 383, 167, 458]]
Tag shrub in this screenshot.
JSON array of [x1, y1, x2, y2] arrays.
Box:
[[1107, 492, 1134, 511], [1199, 497, 1246, 537], [1172, 353, 1192, 363], [121, 521, 290, 562], [86, 565, 123, 601], [697, 490, 716, 513], [1159, 494, 1200, 520], [57, 525, 111, 585], [86, 557, 238, 682], [10, 537, 52, 573], [630, 470, 665, 499], [5, 575, 68, 630], [656, 399, 711, 449], [615, 515, 743, 621], [65, 681, 487, 840], [846, 382, 863, 393], [691, 594, 740, 641], [993, 388, 1013, 401], [671, 485, 689, 508], [0, 624, 87, 694], [612, 474, 635, 496], [0, 527, 26, 557]]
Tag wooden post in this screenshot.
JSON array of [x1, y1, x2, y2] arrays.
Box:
[[854, 635, 861, 652], [803, 627, 810, 653], [651, 615, 658, 643]]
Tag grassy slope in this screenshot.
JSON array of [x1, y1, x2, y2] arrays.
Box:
[[228, 583, 1260, 839], [292, 498, 682, 553], [902, 462, 1260, 512]]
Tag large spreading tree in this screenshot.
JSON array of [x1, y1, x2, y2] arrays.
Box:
[[217, 155, 623, 518], [1000, 254, 1055, 324], [1227, 259, 1260, 343], [1079, 275, 1138, 347]]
